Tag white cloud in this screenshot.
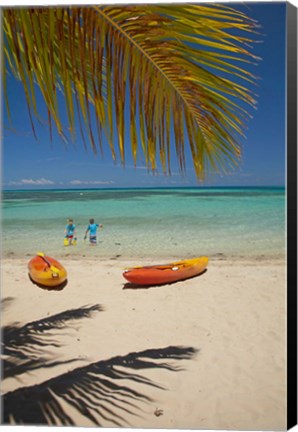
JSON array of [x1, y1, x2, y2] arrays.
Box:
[[22, 178, 55, 185], [8, 178, 54, 185], [68, 180, 115, 185], [125, 165, 148, 170]]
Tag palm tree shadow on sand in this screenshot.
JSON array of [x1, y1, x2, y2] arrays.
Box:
[[123, 269, 208, 290], [2, 303, 104, 379], [1, 297, 15, 309], [2, 299, 198, 427], [3, 345, 198, 426]]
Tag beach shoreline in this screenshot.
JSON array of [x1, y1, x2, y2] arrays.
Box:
[[2, 250, 286, 262], [2, 256, 286, 429], [2, 187, 286, 262]]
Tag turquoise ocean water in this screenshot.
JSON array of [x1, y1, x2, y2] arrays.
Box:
[[2, 187, 286, 260]]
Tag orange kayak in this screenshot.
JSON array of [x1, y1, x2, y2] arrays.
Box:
[[123, 256, 208, 286], [28, 253, 67, 287]]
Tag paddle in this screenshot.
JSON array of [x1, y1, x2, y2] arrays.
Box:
[[37, 252, 60, 276], [37, 252, 52, 267]]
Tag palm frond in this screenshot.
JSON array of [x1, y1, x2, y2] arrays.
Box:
[[3, 4, 260, 179]]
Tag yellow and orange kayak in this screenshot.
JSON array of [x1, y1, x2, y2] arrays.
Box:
[[28, 253, 67, 287], [123, 256, 208, 286]]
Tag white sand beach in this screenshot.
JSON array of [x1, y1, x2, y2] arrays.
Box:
[[1, 256, 286, 430]]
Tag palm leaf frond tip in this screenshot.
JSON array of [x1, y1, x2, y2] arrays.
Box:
[[3, 4, 260, 179]]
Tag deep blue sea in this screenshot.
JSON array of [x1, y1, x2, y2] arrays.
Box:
[[2, 187, 286, 260]]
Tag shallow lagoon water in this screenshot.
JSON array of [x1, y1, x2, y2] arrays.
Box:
[[2, 187, 286, 260]]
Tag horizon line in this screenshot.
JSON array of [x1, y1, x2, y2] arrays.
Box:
[[2, 185, 286, 192]]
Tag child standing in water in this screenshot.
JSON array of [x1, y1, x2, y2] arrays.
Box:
[[65, 219, 77, 246], [84, 218, 103, 245]]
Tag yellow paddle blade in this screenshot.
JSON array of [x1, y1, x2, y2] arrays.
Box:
[[37, 252, 45, 257]]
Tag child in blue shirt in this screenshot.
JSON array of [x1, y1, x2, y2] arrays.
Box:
[[65, 218, 77, 245], [84, 218, 103, 245]]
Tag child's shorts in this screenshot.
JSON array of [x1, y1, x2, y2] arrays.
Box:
[[90, 236, 97, 244]]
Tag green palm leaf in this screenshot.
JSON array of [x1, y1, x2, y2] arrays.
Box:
[[3, 4, 260, 179]]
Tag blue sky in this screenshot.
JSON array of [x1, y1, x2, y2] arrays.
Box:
[[2, 2, 286, 189]]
